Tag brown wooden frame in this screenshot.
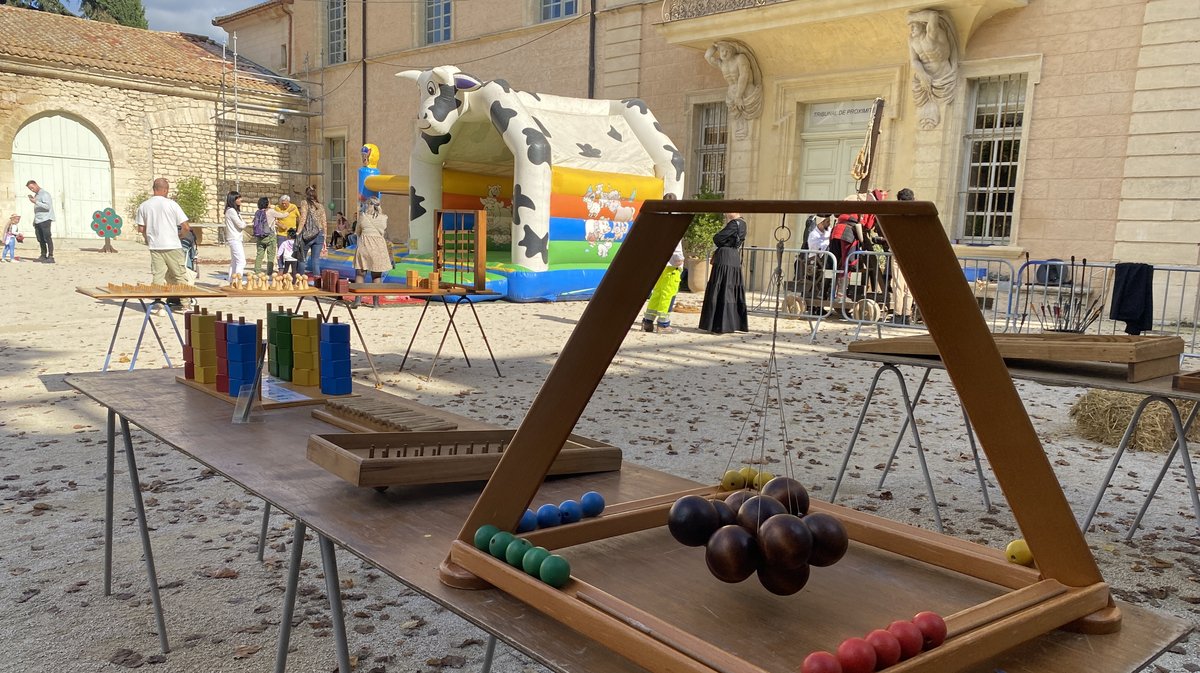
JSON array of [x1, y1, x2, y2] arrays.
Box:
[[438, 200, 1119, 673], [434, 209, 488, 292]]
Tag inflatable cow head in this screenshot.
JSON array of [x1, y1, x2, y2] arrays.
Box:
[[397, 66, 483, 136]]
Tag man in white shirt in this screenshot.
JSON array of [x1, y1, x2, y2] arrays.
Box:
[[135, 178, 191, 286], [25, 180, 55, 263], [806, 214, 832, 252]]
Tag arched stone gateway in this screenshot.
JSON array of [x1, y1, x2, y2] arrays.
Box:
[[11, 113, 113, 239]]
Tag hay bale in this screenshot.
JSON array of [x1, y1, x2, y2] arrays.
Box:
[[1069, 390, 1199, 453]]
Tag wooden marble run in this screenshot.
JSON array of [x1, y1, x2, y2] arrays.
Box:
[[437, 200, 1124, 673]]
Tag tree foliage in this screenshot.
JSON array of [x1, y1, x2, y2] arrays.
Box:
[[172, 177, 208, 225], [81, 0, 147, 28], [3, 0, 149, 28], [682, 184, 726, 260]]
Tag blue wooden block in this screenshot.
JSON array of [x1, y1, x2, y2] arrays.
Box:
[[226, 323, 259, 345], [320, 376, 352, 396], [228, 359, 257, 381], [228, 379, 254, 398], [319, 341, 351, 363], [227, 342, 256, 363], [319, 322, 351, 343]]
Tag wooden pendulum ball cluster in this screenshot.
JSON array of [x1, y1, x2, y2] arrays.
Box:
[[668, 474, 848, 596]]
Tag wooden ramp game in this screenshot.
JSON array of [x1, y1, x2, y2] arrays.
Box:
[[435, 200, 1167, 673]]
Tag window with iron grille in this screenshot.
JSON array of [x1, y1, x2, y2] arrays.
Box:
[[958, 74, 1027, 245], [541, 0, 578, 21], [327, 138, 346, 217], [694, 103, 728, 195], [425, 0, 452, 44], [327, 0, 346, 65]]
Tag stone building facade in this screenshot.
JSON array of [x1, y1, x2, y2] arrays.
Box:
[[215, 0, 1199, 264], [0, 6, 309, 240]]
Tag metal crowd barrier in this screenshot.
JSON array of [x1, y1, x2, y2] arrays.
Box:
[[837, 251, 1017, 338], [1013, 259, 1200, 358], [744, 246, 838, 343]]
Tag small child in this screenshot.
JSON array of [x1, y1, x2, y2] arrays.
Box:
[[2, 214, 19, 262], [277, 228, 298, 275]]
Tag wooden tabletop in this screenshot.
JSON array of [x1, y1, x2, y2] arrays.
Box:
[[64, 369, 1190, 673], [831, 350, 1200, 400]]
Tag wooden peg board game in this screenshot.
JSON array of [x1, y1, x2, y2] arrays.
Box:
[[175, 374, 356, 409], [434, 199, 1162, 673], [315, 396, 459, 432], [849, 333, 1183, 382], [307, 429, 622, 488], [77, 284, 225, 299]]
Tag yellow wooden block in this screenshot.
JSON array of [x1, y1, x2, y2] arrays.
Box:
[[194, 366, 216, 384], [292, 317, 318, 337], [294, 351, 318, 371], [292, 334, 318, 352], [191, 313, 215, 334], [193, 348, 216, 367]]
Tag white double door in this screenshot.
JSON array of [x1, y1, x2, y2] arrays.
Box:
[[11, 114, 113, 239], [797, 133, 862, 202]]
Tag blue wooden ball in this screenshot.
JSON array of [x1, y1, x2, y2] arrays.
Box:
[[536, 503, 561, 528], [559, 499, 583, 524], [580, 491, 606, 517], [516, 508, 537, 533]]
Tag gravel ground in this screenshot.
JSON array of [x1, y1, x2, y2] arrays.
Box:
[[0, 241, 1195, 672]]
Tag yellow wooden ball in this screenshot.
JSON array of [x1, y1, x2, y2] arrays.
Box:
[[737, 466, 758, 483], [720, 470, 746, 491], [1005, 538, 1034, 566], [752, 472, 775, 490]]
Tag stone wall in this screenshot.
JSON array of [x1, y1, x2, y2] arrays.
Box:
[[0, 66, 308, 239]]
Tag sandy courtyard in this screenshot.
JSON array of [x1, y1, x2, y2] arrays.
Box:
[[0, 241, 1196, 672]]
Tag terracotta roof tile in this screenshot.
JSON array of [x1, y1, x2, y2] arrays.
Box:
[[0, 5, 297, 96]]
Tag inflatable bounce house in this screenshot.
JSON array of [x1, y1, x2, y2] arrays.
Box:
[[386, 65, 684, 301]]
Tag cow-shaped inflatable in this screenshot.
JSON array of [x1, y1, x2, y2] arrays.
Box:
[[398, 65, 684, 272]]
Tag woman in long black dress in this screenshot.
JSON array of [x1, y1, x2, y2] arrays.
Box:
[[699, 212, 749, 333]]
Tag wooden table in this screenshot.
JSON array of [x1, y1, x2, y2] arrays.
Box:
[[829, 351, 1200, 539], [76, 286, 223, 371], [399, 294, 502, 379], [64, 368, 1188, 673]]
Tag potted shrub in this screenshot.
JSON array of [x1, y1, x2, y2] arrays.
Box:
[[682, 185, 724, 291]]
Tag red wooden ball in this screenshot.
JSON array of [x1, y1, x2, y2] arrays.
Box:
[[912, 611, 947, 650], [864, 629, 902, 669], [667, 495, 720, 547], [805, 512, 849, 567], [886, 620, 923, 660], [724, 490, 752, 512], [836, 638, 876, 673], [800, 651, 842, 673], [736, 495, 787, 534], [756, 560, 810, 596], [757, 514, 813, 570], [761, 476, 810, 515], [704, 524, 759, 583]]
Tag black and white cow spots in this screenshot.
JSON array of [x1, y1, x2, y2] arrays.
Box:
[[576, 143, 602, 158], [492, 79, 513, 93], [664, 144, 685, 182], [532, 116, 552, 139], [420, 132, 453, 155], [511, 184, 536, 226], [607, 126, 623, 142], [430, 83, 462, 122], [409, 186, 427, 221], [522, 127, 551, 166], [622, 98, 649, 114], [518, 224, 549, 265], [490, 100, 518, 133]]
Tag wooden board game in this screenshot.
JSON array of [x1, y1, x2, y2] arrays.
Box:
[[317, 396, 459, 432], [848, 333, 1183, 382], [78, 284, 225, 299], [437, 199, 1137, 673], [175, 374, 356, 409], [307, 429, 623, 488]]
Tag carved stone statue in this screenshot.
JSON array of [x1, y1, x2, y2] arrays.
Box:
[[907, 9, 960, 130], [705, 39, 763, 123]]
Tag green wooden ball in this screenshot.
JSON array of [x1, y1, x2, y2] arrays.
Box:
[[474, 525, 500, 551], [522, 546, 552, 576], [488, 531, 516, 559], [720, 470, 746, 491], [504, 538, 533, 567], [539, 554, 572, 588]]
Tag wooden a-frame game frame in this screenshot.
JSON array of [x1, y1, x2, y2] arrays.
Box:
[[438, 200, 1120, 673]]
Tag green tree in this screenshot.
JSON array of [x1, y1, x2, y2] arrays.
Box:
[[172, 177, 208, 225], [682, 184, 725, 260], [3, 0, 75, 16], [81, 0, 147, 28]]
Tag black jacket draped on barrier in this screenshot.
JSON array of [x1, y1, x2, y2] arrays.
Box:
[[1110, 262, 1154, 336]]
